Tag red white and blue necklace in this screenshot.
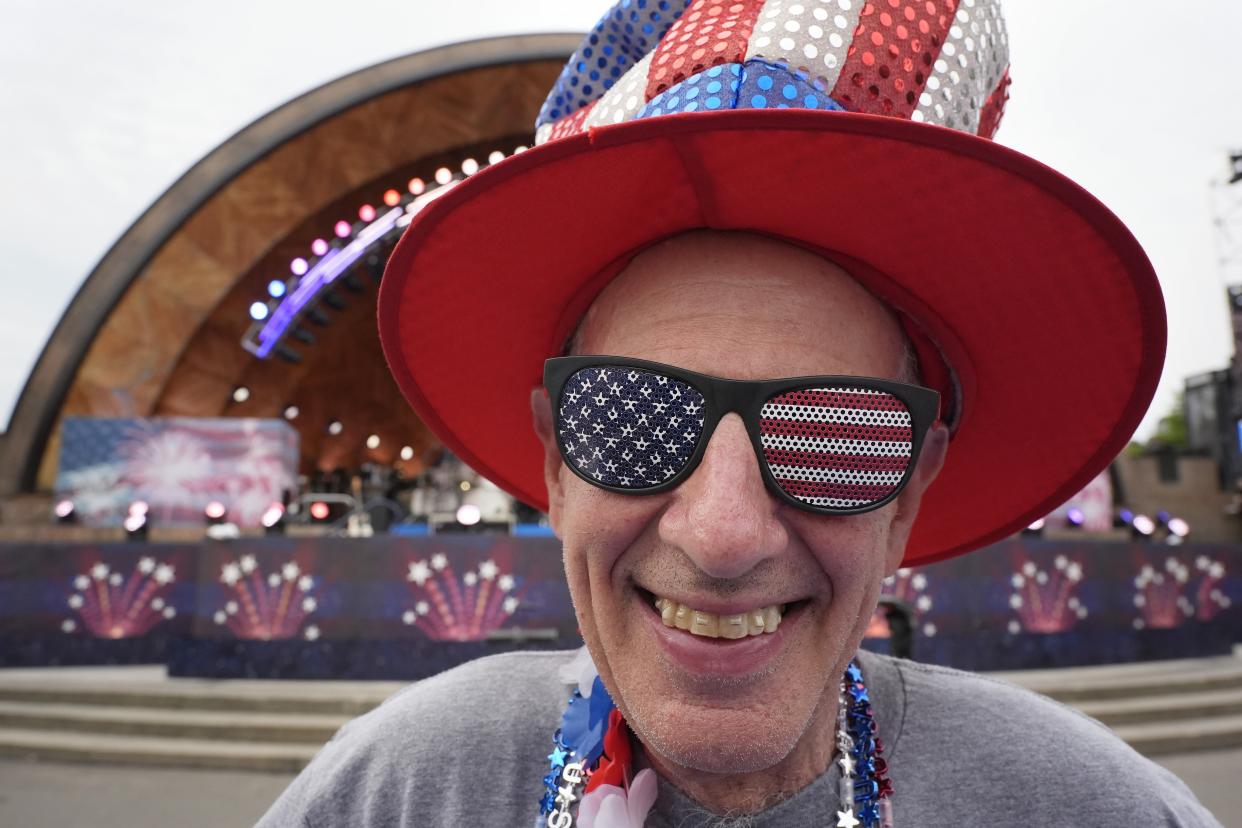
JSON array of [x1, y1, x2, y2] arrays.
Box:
[[539, 652, 893, 827]]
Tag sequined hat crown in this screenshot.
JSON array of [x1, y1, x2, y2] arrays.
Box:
[[535, 0, 1011, 145]]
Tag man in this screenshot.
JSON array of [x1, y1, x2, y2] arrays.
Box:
[[260, 1, 1221, 825]]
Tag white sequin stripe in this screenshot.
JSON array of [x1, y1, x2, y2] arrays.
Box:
[[767, 464, 906, 485], [745, 0, 864, 91], [535, 122, 555, 146], [913, 0, 1008, 131], [581, 51, 657, 129], [760, 434, 912, 456], [760, 402, 911, 426]]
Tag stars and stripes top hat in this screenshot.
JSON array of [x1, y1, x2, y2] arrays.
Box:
[[378, 0, 1166, 566]]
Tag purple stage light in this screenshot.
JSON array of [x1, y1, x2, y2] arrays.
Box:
[[1066, 508, 1085, 527], [311, 238, 329, 256], [291, 257, 309, 276]]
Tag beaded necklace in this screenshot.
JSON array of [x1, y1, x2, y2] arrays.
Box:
[[539, 655, 892, 827]]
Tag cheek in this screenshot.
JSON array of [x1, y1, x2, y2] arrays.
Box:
[[798, 511, 894, 593], [558, 476, 667, 597]]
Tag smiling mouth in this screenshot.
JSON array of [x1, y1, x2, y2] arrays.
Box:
[[649, 594, 789, 639]]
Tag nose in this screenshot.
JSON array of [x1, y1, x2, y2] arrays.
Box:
[[658, 413, 788, 580]]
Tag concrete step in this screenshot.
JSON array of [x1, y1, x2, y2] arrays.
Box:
[[1078, 689, 1242, 727], [1114, 714, 1242, 757], [995, 654, 1242, 703], [0, 701, 348, 744], [0, 727, 319, 773], [0, 667, 404, 716]]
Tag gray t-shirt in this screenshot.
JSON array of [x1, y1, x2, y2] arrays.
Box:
[[257, 649, 1222, 827]]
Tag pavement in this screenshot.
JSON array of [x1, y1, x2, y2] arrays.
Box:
[[0, 750, 1237, 827]]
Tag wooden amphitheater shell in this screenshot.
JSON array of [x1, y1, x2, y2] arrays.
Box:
[[0, 34, 578, 496]]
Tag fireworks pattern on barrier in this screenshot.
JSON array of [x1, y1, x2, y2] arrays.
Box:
[[213, 555, 320, 641], [1132, 555, 1232, 629], [403, 553, 521, 641], [868, 568, 937, 638], [1007, 555, 1087, 634], [61, 557, 178, 638]]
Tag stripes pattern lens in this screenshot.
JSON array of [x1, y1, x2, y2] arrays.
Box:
[[759, 387, 914, 509], [556, 367, 706, 489]]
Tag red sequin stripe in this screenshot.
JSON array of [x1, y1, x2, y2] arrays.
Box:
[[976, 66, 1011, 139], [760, 419, 913, 442], [645, 0, 766, 99], [829, 0, 960, 116], [547, 99, 598, 141], [768, 389, 909, 411], [777, 479, 900, 500], [762, 448, 911, 472]]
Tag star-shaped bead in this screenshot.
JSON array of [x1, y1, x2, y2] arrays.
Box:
[[547, 746, 568, 766], [836, 807, 860, 827]]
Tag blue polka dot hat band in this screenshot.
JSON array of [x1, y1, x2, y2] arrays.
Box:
[[535, 0, 1012, 146]]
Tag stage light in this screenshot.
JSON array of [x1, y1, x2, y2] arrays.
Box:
[[359, 204, 377, 222], [456, 503, 481, 526], [1132, 514, 1156, 537], [311, 238, 329, 256], [261, 503, 285, 534], [366, 434, 380, 450], [1115, 508, 1135, 528], [204, 501, 227, 525], [267, 279, 286, 298], [129, 501, 150, 518], [283, 405, 299, 420], [124, 512, 148, 540], [1065, 508, 1085, 528], [514, 145, 529, 153], [488, 150, 505, 165], [54, 499, 76, 523], [310, 501, 331, 521], [408, 177, 425, 195], [435, 167, 452, 185], [327, 420, 343, 436], [1156, 510, 1171, 526], [383, 188, 401, 207], [1022, 517, 1045, 536], [1168, 517, 1190, 538], [459, 480, 472, 492], [461, 158, 479, 175], [232, 386, 250, 403], [334, 220, 351, 238], [290, 257, 309, 276], [400, 445, 414, 461], [249, 301, 269, 321]]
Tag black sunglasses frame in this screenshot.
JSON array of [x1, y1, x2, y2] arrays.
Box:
[[544, 355, 941, 517]]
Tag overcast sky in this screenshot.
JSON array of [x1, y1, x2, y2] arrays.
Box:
[[3, 0, 1240, 441]]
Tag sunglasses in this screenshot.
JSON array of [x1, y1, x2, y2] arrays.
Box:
[[543, 356, 940, 516]]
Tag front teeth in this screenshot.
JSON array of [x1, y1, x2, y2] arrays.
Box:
[[654, 597, 783, 638]]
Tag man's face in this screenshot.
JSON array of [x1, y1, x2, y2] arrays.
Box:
[[534, 231, 945, 778]]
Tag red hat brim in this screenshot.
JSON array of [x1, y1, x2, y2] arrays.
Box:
[[378, 109, 1164, 567]]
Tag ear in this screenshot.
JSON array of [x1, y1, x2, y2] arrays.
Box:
[[884, 422, 949, 575], [530, 386, 566, 538]]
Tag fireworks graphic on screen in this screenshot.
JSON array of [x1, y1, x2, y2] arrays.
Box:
[[1132, 555, 1231, 629], [1007, 555, 1087, 634], [868, 568, 937, 638], [61, 557, 177, 638], [213, 555, 320, 641], [403, 553, 521, 641]]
